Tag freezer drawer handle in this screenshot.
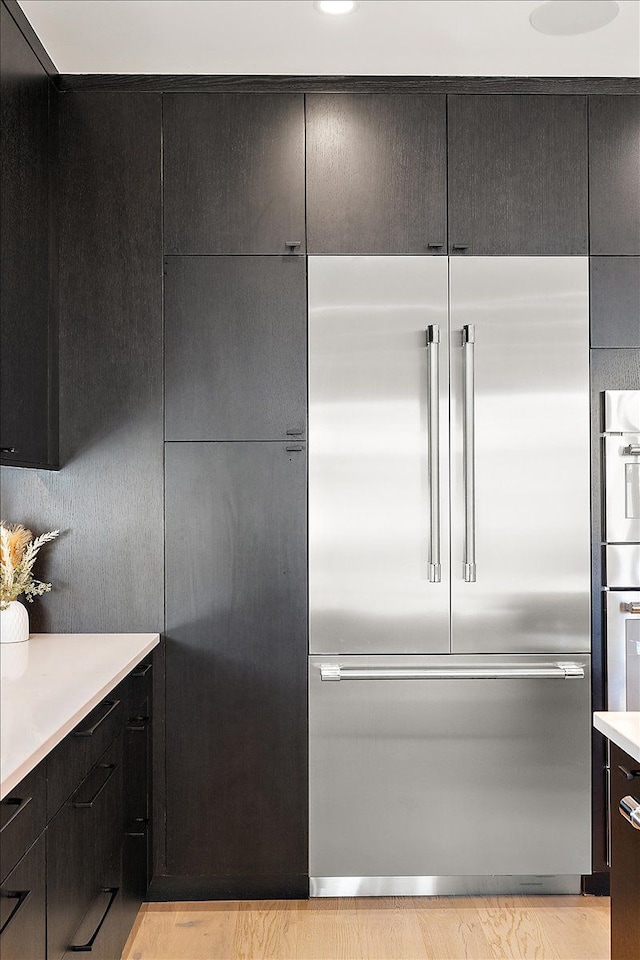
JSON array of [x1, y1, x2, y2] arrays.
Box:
[[621, 601, 640, 614], [426, 325, 441, 583], [462, 324, 476, 583], [619, 796, 640, 830], [319, 663, 585, 681]]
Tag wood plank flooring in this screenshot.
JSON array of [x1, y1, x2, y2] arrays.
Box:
[[122, 896, 610, 960]]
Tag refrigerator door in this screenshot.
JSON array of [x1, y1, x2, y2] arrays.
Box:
[[309, 654, 591, 892], [309, 257, 450, 654], [449, 258, 590, 654]]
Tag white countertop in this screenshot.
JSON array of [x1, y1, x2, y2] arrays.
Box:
[[1, 633, 160, 799], [594, 712, 640, 764]]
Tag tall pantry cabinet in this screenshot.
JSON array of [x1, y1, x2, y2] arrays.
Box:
[[162, 94, 309, 897]]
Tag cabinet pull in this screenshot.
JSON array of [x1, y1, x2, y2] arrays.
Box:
[[618, 764, 640, 781], [73, 763, 118, 809], [452, 243, 469, 251], [0, 447, 16, 454], [69, 887, 118, 952], [0, 890, 31, 935], [427, 242, 444, 249], [619, 796, 640, 831], [73, 700, 119, 737], [285, 241, 301, 249], [0, 795, 32, 833], [126, 817, 149, 838], [132, 663, 152, 678], [126, 715, 150, 732]]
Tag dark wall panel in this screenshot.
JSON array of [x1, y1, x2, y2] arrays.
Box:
[[0, 2, 55, 467], [0, 91, 163, 633], [589, 96, 640, 256], [591, 257, 640, 348]]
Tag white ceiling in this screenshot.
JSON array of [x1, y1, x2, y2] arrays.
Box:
[[18, 0, 640, 77]]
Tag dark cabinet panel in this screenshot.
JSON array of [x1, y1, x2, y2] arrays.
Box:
[[306, 94, 447, 254], [163, 93, 305, 254], [0, 763, 46, 883], [589, 96, 640, 255], [165, 442, 307, 885], [448, 95, 588, 255], [0, 834, 46, 960], [610, 744, 640, 960], [591, 258, 640, 348], [165, 256, 307, 440], [0, 3, 56, 468]]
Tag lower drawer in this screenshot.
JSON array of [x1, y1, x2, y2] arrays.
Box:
[[0, 835, 46, 960], [63, 849, 129, 960], [47, 736, 123, 960]]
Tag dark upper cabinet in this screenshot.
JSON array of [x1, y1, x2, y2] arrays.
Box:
[[0, 3, 57, 468], [164, 256, 306, 440], [589, 96, 640, 256], [448, 95, 588, 256], [165, 442, 307, 887], [163, 93, 305, 254], [590, 257, 640, 348], [306, 94, 447, 254]]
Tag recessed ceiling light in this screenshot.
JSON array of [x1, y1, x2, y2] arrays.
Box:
[[530, 0, 619, 36], [314, 0, 360, 15]]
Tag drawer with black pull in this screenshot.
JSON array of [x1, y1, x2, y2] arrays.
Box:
[[0, 833, 46, 960], [47, 735, 123, 960], [46, 693, 126, 819], [62, 847, 128, 960], [0, 762, 46, 883]]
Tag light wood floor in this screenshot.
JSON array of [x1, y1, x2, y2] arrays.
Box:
[[122, 896, 610, 960]]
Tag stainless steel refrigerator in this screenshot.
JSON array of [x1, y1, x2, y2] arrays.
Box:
[[308, 256, 592, 897]]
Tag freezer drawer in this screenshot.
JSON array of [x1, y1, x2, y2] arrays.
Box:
[[309, 655, 591, 888]]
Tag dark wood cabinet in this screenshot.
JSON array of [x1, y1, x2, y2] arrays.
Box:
[[0, 835, 46, 960], [306, 94, 447, 255], [47, 735, 123, 960], [589, 96, 640, 256], [609, 743, 640, 960], [164, 442, 307, 896], [163, 93, 305, 255], [591, 257, 640, 348], [0, 2, 57, 468], [0, 658, 154, 960], [447, 94, 588, 256], [165, 256, 307, 440]]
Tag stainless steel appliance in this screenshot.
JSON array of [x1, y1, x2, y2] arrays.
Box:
[[604, 391, 640, 711], [308, 257, 592, 897]]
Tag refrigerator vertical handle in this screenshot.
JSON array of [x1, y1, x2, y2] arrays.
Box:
[[426, 325, 441, 583], [463, 324, 476, 582]]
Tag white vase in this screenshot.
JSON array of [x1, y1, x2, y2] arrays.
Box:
[[0, 600, 30, 644]]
